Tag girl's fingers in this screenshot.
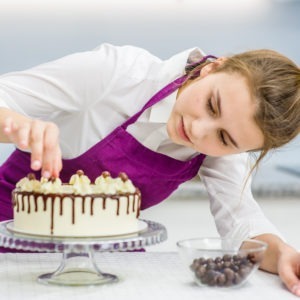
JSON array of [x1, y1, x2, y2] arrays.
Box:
[[29, 120, 45, 171], [284, 272, 300, 296], [40, 122, 60, 178], [3, 118, 19, 141], [16, 122, 31, 149], [278, 252, 300, 297], [3, 117, 13, 134], [52, 145, 63, 178], [3, 117, 30, 149], [2, 116, 62, 178]]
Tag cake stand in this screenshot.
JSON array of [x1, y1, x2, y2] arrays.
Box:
[[0, 219, 167, 286]]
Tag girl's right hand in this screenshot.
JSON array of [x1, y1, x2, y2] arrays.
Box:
[[2, 115, 62, 178]]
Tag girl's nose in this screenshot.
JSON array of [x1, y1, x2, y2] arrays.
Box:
[[191, 118, 215, 141]]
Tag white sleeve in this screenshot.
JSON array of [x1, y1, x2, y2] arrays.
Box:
[[198, 153, 284, 241], [0, 43, 145, 119], [0, 95, 9, 109]]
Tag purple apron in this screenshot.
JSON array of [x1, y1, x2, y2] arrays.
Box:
[[0, 56, 214, 252]]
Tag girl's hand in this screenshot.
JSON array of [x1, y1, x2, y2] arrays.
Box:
[[2, 116, 62, 178], [277, 246, 300, 296]]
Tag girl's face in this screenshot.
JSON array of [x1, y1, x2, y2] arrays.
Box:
[[167, 69, 264, 157]]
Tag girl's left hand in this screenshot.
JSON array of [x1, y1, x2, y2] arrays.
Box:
[[277, 246, 300, 296]]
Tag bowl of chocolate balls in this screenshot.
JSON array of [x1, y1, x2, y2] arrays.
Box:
[[177, 237, 267, 288]]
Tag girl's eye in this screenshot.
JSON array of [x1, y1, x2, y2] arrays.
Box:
[[207, 99, 215, 115], [219, 130, 228, 146]]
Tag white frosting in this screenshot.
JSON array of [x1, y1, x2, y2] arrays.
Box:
[[16, 176, 41, 192], [40, 177, 63, 194], [69, 172, 92, 195], [94, 174, 117, 194], [16, 171, 137, 195], [115, 177, 136, 193], [94, 174, 136, 194]]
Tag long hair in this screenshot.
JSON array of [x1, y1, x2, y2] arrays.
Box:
[[185, 49, 300, 170]]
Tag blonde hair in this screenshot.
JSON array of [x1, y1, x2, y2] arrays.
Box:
[[186, 50, 300, 169]]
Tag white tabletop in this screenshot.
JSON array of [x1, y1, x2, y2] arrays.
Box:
[[0, 252, 297, 300]]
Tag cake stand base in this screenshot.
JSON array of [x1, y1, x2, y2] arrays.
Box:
[[0, 219, 167, 286], [37, 252, 118, 286]]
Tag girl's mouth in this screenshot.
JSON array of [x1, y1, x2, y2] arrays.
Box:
[[178, 117, 191, 143]]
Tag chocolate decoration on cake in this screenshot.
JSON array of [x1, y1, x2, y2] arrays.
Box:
[[119, 172, 128, 182], [12, 170, 141, 236], [101, 171, 111, 178], [12, 191, 141, 234], [27, 173, 36, 180], [76, 170, 84, 176]]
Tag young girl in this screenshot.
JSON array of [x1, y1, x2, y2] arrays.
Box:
[[0, 43, 300, 295]]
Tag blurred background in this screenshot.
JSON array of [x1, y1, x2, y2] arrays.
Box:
[[0, 0, 300, 197]]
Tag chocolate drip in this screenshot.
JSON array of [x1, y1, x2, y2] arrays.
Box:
[[34, 197, 38, 212], [116, 198, 120, 215], [71, 198, 75, 224], [17, 194, 20, 212], [137, 196, 141, 218], [60, 198, 64, 215], [136, 189, 141, 218], [50, 197, 55, 234], [127, 197, 130, 214], [27, 195, 31, 214], [12, 193, 20, 212], [133, 195, 135, 212], [12, 189, 141, 234], [82, 197, 85, 214], [91, 198, 94, 215], [21, 196, 24, 211], [43, 198, 47, 211]]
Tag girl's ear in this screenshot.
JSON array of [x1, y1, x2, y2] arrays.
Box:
[[200, 57, 227, 78]]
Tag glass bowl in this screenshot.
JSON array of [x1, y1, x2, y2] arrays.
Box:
[[177, 237, 268, 288]]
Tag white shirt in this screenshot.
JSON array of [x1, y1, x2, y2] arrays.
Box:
[[0, 43, 282, 240]]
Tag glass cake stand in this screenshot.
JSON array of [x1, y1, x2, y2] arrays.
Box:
[[0, 219, 167, 286]]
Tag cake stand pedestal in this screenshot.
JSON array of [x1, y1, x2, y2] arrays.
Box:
[[0, 219, 167, 286]]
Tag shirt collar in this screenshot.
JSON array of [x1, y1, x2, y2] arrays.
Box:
[[149, 47, 205, 123]]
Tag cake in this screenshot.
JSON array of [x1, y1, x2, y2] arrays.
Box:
[[11, 170, 141, 237]]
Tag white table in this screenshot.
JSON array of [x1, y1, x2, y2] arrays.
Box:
[[0, 252, 297, 300]]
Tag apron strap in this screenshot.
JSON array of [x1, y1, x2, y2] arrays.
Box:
[[122, 54, 217, 129]]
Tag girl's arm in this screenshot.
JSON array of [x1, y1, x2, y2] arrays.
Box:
[[199, 154, 300, 296], [0, 107, 62, 178]]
